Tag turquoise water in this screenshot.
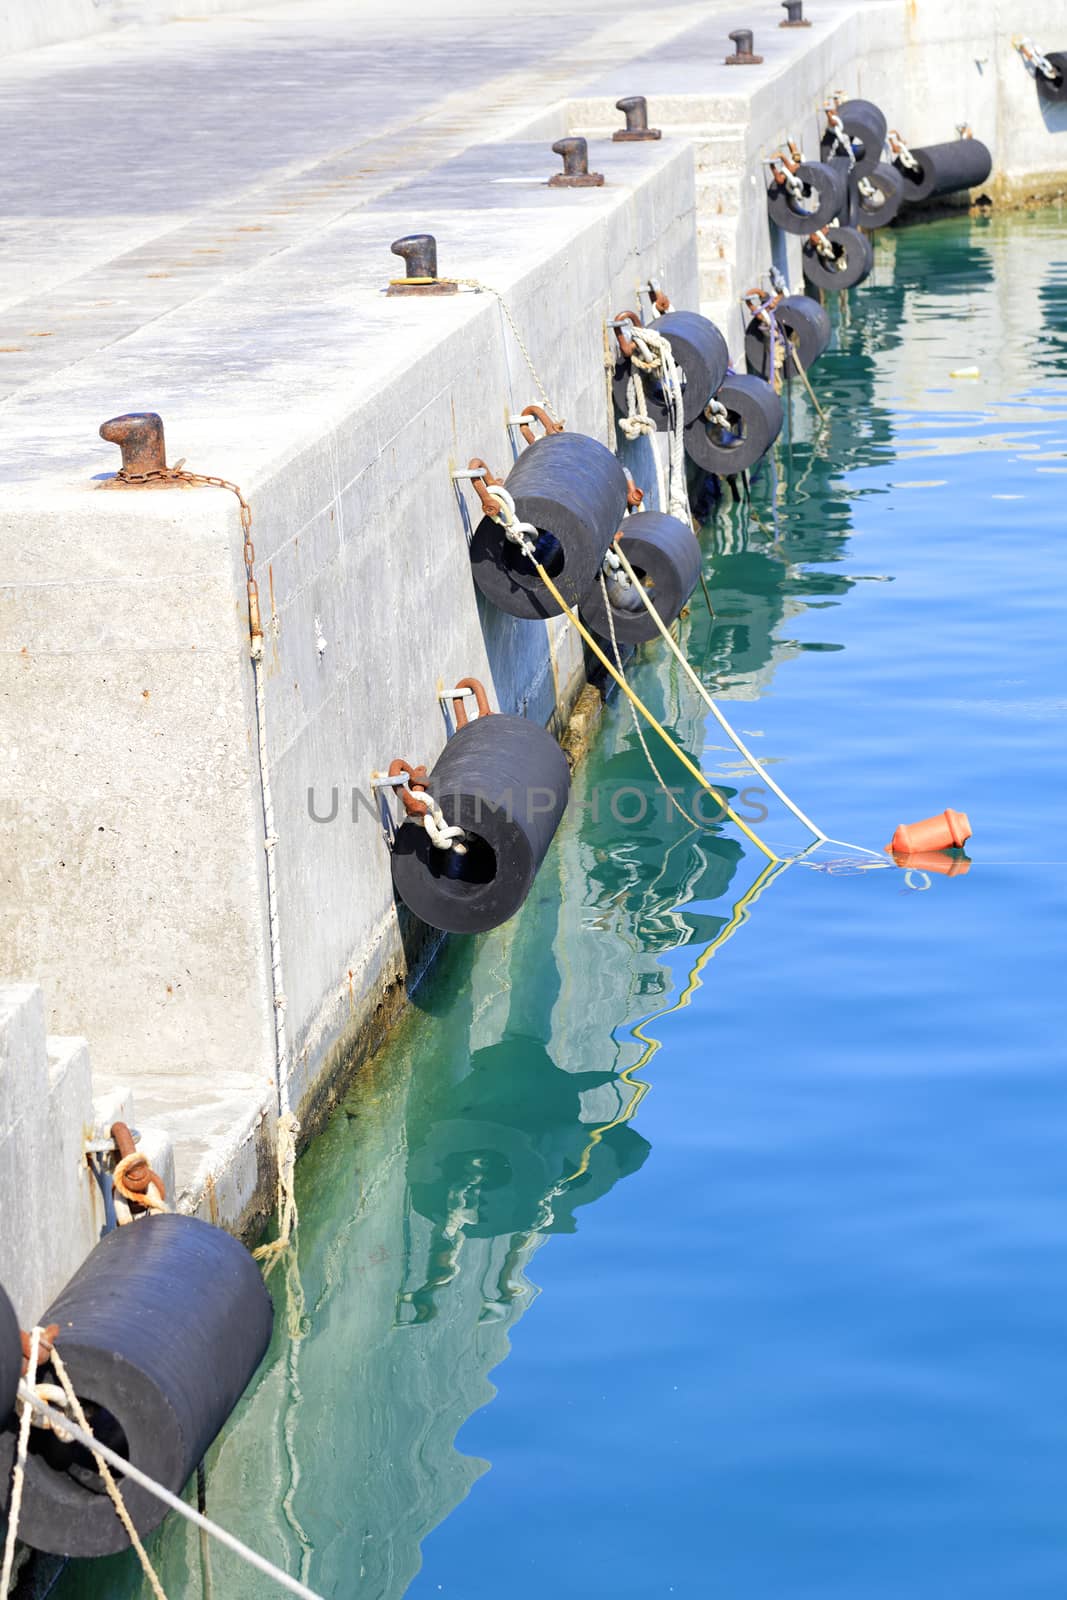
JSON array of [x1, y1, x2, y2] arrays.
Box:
[[56, 210, 1067, 1598]]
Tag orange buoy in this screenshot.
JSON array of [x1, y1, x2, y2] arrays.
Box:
[[888, 849, 971, 877], [887, 809, 971, 856]]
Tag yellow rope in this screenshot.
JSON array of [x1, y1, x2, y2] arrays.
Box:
[[561, 851, 791, 1185], [532, 559, 778, 862], [48, 1343, 169, 1599]]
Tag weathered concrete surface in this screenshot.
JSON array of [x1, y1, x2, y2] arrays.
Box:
[[0, 67, 699, 1224], [0, 982, 176, 1323]]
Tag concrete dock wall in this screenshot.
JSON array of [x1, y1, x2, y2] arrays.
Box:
[[2, 0, 1067, 1239]]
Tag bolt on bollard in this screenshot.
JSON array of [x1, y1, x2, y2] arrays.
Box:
[[725, 28, 764, 64], [387, 233, 458, 296], [613, 96, 662, 141], [548, 137, 605, 188]]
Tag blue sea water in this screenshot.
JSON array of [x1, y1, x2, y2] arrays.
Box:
[[55, 209, 1067, 1599]]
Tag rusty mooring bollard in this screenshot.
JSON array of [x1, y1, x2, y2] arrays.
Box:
[[725, 28, 764, 64], [548, 137, 605, 188], [98, 412, 173, 488], [613, 96, 662, 142], [780, 0, 811, 26], [387, 233, 458, 296]]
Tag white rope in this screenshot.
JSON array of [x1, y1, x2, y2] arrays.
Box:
[[420, 794, 467, 854], [620, 327, 691, 524], [0, 1328, 39, 1593], [610, 541, 886, 862], [250, 638, 300, 1268], [15, 1381, 325, 1600], [455, 279, 560, 422]]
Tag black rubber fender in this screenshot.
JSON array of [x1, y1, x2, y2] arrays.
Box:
[[851, 161, 903, 228], [391, 713, 570, 935], [683, 372, 784, 476], [612, 310, 729, 428], [896, 138, 992, 203], [802, 224, 874, 291], [925, 138, 993, 198], [819, 98, 888, 179], [469, 431, 628, 620], [744, 294, 831, 382], [0, 1216, 273, 1557], [579, 511, 702, 644], [1037, 52, 1067, 105], [0, 1282, 19, 1427], [767, 160, 849, 235]]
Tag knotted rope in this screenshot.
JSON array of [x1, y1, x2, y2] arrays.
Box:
[[617, 325, 691, 523]]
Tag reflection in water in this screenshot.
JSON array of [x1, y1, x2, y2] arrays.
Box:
[[400, 901, 651, 1327]]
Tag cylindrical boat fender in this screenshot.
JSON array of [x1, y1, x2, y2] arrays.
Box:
[[766, 160, 849, 235], [391, 714, 570, 934], [0, 1216, 273, 1557], [579, 511, 701, 644], [1036, 52, 1067, 105], [683, 372, 784, 476], [0, 1282, 19, 1427], [802, 224, 874, 292], [469, 433, 628, 620], [926, 137, 993, 197], [851, 161, 903, 228], [820, 98, 888, 179], [612, 310, 729, 427], [896, 138, 993, 203], [745, 294, 831, 382]]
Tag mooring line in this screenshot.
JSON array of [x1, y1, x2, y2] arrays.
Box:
[[16, 1384, 325, 1600]]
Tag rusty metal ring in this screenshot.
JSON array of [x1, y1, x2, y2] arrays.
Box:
[[387, 757, 431, 816], [612, 309, 642, 360], [518, 404, 563, 446], [450, 676, 492, 729], [467, 458, 503, 517], [623, 467, 644, 509]]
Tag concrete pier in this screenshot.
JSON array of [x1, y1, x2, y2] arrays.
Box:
[[2, 0, 1066, 1252]]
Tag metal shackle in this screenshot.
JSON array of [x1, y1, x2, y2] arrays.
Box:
[[766, 157, 849, 233], [801, 224, 874, 292], [819, 98, 888, 179]]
